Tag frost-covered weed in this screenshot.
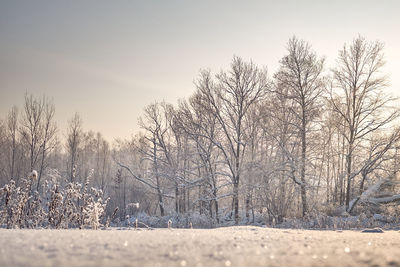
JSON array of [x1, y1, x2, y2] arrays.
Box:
[[26, 191, 45, 228], [48, 184, 64, 228], [83, 187, 109, 230], [0, 175, 35, 228], [0, 180, 23, 228], [0, 170, 108, 229]]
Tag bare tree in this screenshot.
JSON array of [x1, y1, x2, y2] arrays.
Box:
[[177, 92, 221, 221], [94, 133, 111, 193], [242, 103, 263, 223], [152, 103, 182, 213], [274, 36, 325, 216], [37, 100, 57, 190], [330, 36, 399, 210], [6, 106, 19, 181], [137, 103, 168, 216], [20, 94, 45, 173], [66, 113, 82, 182], [197, 56, 269, 224], [0, 120, 6, 182], [261, 84, 299, 223]]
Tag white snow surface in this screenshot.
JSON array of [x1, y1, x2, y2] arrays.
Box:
[[0, 226, 400, 266]]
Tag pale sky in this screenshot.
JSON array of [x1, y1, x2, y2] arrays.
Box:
[[1, 0, 399, 141]]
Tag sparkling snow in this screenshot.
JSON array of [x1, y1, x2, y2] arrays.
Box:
[[0, 226, 399, 266]]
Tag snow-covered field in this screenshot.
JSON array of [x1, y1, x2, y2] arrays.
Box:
[[0, 226, 399, 267]]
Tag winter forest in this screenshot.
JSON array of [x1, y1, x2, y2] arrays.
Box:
[[1, 36, 400, 230]]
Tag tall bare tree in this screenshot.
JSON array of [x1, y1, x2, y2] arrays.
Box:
[[177, 91, 221, 221], [37, 100, 57, 190], [6, 106, 19, 181], [197, 56, 269, 224], [331, 36, 399, 210], [66, 113, 82, 182], [0, 120, 6, 182], [274, 36, 325, 216], [138, 103, 167, 216], [20, 94, 45, 173]]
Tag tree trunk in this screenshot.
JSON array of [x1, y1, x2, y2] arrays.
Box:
[[245, 192, 250, 222], [10, 136, 16, 181], [175, 184, 179, 213], [300, 115, 307, 216], [153, 137, 164, 216], [345, 149, 353, 210], [233, 180, 239, 224], [215, 199, 219, 223], [37, 140, 47, 191], [345, 133, 354, 210]]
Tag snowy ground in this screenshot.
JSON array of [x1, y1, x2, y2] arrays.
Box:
[[1, 226, 399, 267]]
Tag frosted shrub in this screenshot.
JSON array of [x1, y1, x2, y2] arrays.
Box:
[[85, 201, 101, 230], [60, 182, 82, 227], [48, 185, 64, 228], [82, 187, 109, 230], [0, 174, 35, 228], [46, 176, 108, 229], [0, 180, 23, 228], [25, 191, 45, 228], [0, 169, 109, 229]]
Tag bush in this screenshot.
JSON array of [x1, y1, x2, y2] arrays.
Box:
[[0, 170, 108, 229]]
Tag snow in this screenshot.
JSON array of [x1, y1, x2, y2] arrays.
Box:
[[1, 226, 400, 266], [368, 194, 400, 204], [29, 170, 38, 180]]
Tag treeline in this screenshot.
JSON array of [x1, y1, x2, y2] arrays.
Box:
[[1, 36, 399, 226]]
